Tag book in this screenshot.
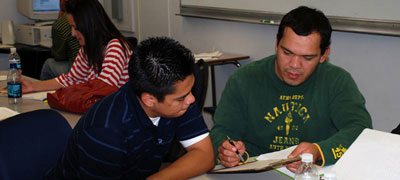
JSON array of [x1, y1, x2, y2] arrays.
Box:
[[209, 146, 299, 173]]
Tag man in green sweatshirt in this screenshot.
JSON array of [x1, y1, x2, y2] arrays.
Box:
[[210, 6, 372, 172]]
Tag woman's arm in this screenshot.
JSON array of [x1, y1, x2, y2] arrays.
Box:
[[21, 78, 63, 93]]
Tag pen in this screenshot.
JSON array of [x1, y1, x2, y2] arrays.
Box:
[[226, 136, 245, 162]]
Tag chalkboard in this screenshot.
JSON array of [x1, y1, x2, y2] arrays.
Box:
[[180, 0, 400, 36]]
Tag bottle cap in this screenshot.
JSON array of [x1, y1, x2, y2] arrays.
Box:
[[301, 153, 313, 163], [10, 47, 16, 54], [324, 172, 336, 179]]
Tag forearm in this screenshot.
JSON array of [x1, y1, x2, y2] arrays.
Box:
[[316, 73, 373, 165], [316, 101, 372, 165], [211, 75, 247, 157], [210, 126, 235, 159], [148, 138, 215, 180], [211, 108, 246, 161], [148, 149, 214, 180], [31, 79, 63, 92], [316, 122, 370, 166]]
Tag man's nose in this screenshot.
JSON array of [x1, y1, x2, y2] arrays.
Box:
[[186, 92, 195, 105], [289, 56, 301, 69]]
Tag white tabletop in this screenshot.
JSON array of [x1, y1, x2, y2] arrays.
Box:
[[0, 95, 81, 128], [0, 72, 81, 128], [190, 169, 291, 180]]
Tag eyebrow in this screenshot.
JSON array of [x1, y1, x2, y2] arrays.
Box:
[[280, 45, 318, 57], [174, 91, 191, 100]]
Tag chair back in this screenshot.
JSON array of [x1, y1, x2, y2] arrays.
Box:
[[0, 109, 72, 180], [126, 36, 138, 49], [192, 59, 209, 111]]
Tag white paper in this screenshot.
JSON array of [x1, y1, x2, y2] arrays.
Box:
[[194, 51, 223, 61], [257, 145, 297, 161], [23, 91, 55, 101], [212, 145, 333, 176], [0, 75, 7, 81], [0, 107, 19, 121], [332, 128, 400, 180], [257, 145, 333, 178]]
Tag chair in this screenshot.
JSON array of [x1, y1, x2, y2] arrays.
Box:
[[126, 36, 138, 49], [391, 123, 400, 134], [0, 109, 72, 180], [191, 59, 209, 111]]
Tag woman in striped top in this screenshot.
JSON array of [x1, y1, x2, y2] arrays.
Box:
[[22, 0, 133, 93]]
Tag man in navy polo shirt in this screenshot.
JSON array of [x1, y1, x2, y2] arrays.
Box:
[[45, 37, 215, 180]]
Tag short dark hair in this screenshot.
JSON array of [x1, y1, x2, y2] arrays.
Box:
[[277, 6, 332, 55], [65, 0, 130, 74], [129, 37, 195, 102]]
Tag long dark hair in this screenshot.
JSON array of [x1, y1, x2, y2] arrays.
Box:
[[65, 0, 131, 74]]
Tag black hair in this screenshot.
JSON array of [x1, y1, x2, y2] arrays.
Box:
[[65, 0, 131, 74], [277, 6, 332, 55], [129, 37, 195, 102]]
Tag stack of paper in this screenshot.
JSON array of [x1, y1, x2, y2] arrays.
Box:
[[194, 51, 223, 61], [332, 128, 400, 180], [0, 107, 19, 121], [0, 75, 7, 81]]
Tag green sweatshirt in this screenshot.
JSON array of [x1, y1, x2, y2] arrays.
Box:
[[210, 55, 372, 166], [51, 13, 80, 65]]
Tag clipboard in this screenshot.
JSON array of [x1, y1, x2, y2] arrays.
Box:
[[209, 156, 300, 173]]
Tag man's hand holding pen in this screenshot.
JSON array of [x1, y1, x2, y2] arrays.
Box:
[[218, 136, 246, 167]]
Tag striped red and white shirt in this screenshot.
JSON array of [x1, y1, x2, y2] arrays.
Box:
[[56, 39, 133, 88]]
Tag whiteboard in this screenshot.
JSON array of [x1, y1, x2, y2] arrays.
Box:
[[180, 0, 400, 36]]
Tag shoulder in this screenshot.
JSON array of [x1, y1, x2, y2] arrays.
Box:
[[315, 61, 361, 94], [105, 39, 132, 56], [229, 55, 274, 82], [318, 61, 352, 81], [174, 104, 209, 140], [52, 14, 70, 32], [80, 85, 133, 129], [179, 103, 203, 122], [105, 39, 123, 49]]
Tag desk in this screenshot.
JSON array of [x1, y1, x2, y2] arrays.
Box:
[[0, 96, 81, 128], [0, 71, 81, 127], [190, 169, 290, 180], [0, 43, 52, 79], [202, 54, 249, 115]]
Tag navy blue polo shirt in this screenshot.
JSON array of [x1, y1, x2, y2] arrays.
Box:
[[45, 81, 209, 180]]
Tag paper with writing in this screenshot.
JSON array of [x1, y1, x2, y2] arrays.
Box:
[[209, 145, 299, 173]]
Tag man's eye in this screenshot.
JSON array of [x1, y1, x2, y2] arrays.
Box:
[[283, 50, 291, 55], [304, 56, 314, 61]]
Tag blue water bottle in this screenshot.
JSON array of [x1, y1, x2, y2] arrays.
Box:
[[7, 48, 22, 105]]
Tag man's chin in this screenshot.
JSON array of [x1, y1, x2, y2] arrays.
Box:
[[284, 79, 302, 86], [165, 111, 186, 118]]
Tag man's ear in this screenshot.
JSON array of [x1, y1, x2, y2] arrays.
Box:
[[140, 92, 157, 107], [319, 47, 331, 63]]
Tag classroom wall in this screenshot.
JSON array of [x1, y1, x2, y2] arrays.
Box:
[[3, 0, 399, 132], [138, 0, 400, 132], [0, 0, 33, 69]]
